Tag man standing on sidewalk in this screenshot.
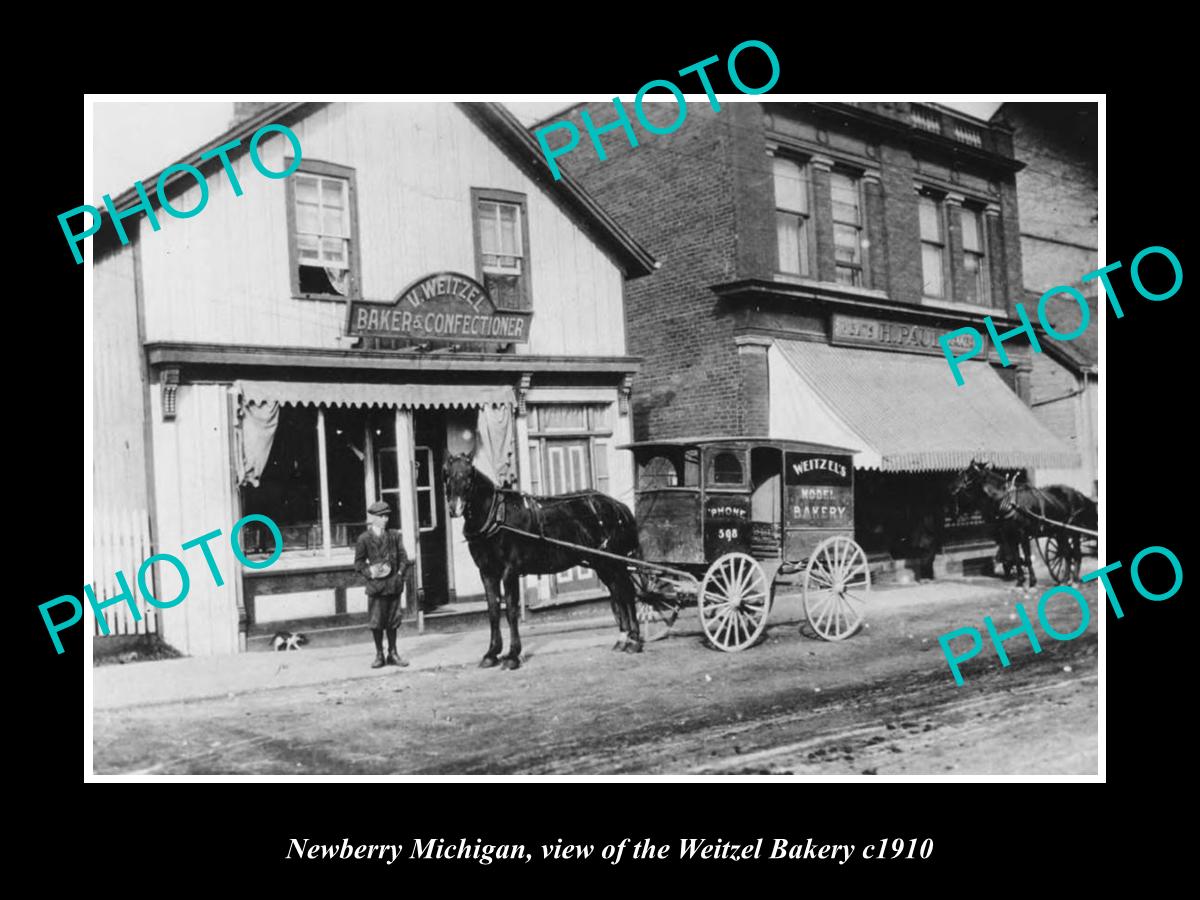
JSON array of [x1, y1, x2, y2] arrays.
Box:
[[355, 500, 414, 669]]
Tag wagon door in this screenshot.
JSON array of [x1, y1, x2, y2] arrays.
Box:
[[703, 446, 753, 560]]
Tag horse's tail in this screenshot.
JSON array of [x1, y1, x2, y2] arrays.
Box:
[[1078, 495, 1098, 531], [611, 496, 641, 559]]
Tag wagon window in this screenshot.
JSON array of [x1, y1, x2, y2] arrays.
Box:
[[708, 451, 745, 486], [640, 456, 679, 488], [683, 449, 700, 487]]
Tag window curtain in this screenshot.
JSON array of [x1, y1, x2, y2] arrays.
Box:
[[325, 267, 349, 296], [476, 404, 517, 488], [235, 397, 280, 488]]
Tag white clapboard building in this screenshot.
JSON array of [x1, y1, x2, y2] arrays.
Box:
[[93, 102, 655, 656]]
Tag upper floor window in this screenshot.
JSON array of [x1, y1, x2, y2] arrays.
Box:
[[918, 192, 947, 298], [472, 188, 531, 310], [286, 160, 360, 300], [772, 155, 811, 276], [960, 205, 990, 305], [831, 170, 864, 287]]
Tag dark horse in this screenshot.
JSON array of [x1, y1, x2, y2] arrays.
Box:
[[443, 453, 642, 669], [951, 461, 1096, 586], [950, 464, 1025, 582]]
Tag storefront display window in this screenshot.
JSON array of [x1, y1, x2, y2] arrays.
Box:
[[242, 405, 321, 551], [241, 404, 397, 557]]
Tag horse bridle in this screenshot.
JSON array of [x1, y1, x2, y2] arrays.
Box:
[[450, 458, 505, 540]]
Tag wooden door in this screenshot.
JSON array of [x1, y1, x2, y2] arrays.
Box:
[[544, 439, 601, 597]]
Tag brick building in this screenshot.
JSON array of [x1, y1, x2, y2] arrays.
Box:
[[548, 99, 1078, 575], [992, 102, 1098, 498]]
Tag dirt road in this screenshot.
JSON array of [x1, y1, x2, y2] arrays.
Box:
[[93, 582, 1098, 775]]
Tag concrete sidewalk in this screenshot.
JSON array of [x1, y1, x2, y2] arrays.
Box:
[[93, 577, 1026, 711]]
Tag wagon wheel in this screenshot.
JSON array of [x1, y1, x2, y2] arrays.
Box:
[[699, 552, 771, 652], [803, 536, 870, 641], [1038, 535, 1071, 584], [630, 569, 678, 642]]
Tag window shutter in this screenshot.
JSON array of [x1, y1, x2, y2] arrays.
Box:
[[528, 441, 542, 495], [593, 439, 610, 495]]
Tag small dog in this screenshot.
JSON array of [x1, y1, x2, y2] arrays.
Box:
[[272, 631, 308, 652]]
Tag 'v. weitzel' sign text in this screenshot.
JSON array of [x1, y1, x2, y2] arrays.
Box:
[[346, 272, 532, 344]]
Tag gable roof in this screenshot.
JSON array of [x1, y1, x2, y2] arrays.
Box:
[[99, 101, 656, 278]]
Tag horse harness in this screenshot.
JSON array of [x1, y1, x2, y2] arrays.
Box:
[[994, 474, 1097, 537], [463, 482, 611, 544]]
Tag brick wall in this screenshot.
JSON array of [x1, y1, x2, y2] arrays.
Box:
[[1001, 102, 1098, 490], [554, 100, 745, 439], [554, 100, 1028, 438], [878, 144, 924, 305], [1031, 354, 1080, 447]]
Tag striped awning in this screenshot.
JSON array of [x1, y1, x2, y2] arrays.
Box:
[[769, 340, 1080, 472], [236, 380, 515, 409]]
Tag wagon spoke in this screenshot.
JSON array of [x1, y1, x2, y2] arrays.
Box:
[[721, 608, 738, 645], [813, 591, 836, 634], [807, 563, 835, 589], [738, 609, 755, 646], [825, 596, 842, 637], [728, 562, 747, 597], [730, 610, 745, 646], [708, 578, 732, 604], [743, 609, 757, 643], [834, 595, 855, 635], [840, 539, 856, 580], [742, 592, 768, 609], [707, 607, 730, 644], [733, 558, 754, 597], [830, 601, 845, 639]]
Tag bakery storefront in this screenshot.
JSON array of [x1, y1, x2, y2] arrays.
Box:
[[150, 271, 641, 652], [114, 102, 656, 656], [723, 288, 1079, 579]]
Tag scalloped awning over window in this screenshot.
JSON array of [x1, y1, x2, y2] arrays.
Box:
[[235, 380, 515, 409], [769, 340, 1080, 472]]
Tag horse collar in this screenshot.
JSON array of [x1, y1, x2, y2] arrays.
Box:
[[465, 487, 504, 540]]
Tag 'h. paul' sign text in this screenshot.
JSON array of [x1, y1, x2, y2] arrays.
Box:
[[832, 313, 985, 359], [346, 272, 532, 344]]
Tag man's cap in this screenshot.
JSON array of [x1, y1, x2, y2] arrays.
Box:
[[367, 501, 390, 517]]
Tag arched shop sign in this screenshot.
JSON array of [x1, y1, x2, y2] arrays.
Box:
[[345, 272, 532, 344]]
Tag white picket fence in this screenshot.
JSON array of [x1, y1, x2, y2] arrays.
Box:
[[92, 508, 159, 637]]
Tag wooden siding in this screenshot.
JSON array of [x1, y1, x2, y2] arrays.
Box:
[[138, 103, 627, 357], [94, 248, 149, 517], [150, 383, 240, 656]]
